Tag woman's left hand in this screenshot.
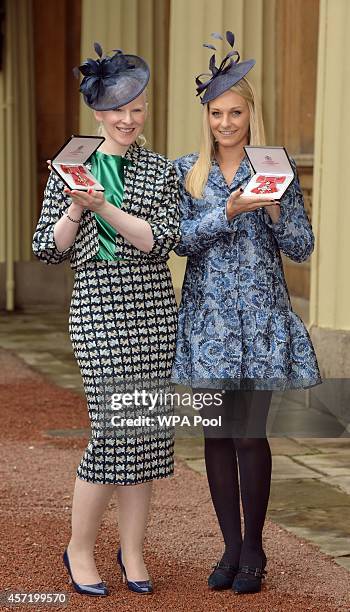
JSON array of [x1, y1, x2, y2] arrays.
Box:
[[64, 187, 108, 214]]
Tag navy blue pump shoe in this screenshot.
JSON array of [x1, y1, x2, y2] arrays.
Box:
[[117, 548, 153, 594], [63, 549, 109, 597]]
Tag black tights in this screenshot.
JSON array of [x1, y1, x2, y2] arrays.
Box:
[[202, 390, 272, 569]]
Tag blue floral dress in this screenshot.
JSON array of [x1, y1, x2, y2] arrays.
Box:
[[172, 153, 321, 390]]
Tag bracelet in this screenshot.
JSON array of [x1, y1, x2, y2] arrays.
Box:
[[64, 211, 81, 224]]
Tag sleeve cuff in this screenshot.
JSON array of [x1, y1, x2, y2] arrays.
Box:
[[263, 207, 285, 232], [223, 205, 240, 230], [225, 201, 229, 221]]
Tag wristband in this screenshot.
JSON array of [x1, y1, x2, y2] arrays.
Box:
[[64, 211, 81, 224]]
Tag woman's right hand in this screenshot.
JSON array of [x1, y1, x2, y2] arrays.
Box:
[[226, 187, 277, 221]]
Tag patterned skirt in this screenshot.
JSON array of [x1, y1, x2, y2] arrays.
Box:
[[69, 259, 178, 485]]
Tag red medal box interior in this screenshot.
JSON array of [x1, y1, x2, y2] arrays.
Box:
[[51, 135, 106, 191], [242, 146, 295, 200]]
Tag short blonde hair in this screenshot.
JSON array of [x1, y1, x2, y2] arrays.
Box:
[[185, 78, 266, 199]]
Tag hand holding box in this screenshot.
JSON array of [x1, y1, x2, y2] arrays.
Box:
[[241, 146, 295, 201], [51, 135, 106, 192]]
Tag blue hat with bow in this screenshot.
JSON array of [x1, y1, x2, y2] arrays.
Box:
[[196, 31, 255, 104], [73, 42, 150, 110]]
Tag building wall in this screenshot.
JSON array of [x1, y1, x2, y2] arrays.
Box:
[[1, 0, 319, 309]]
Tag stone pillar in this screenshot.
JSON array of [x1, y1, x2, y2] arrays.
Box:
[[310, 0, 350, 378], [0, 0, 37, 310]]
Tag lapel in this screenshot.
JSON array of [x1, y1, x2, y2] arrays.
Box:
[[122, 142, 146, 213], [124, 141, 140, 164], [232, 158, 252, 190], [209, 158, 230, 193], [86, 142, 142, 214], [209, 157, 252, 193]]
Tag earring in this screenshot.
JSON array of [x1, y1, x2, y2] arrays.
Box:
[[137, 134, 147, 147]]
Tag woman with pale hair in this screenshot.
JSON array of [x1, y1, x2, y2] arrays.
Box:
[[33, 43, 180, 597], [172, 31, 320, 595]]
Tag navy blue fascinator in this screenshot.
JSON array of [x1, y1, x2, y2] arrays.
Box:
[[73, 42, 150, 110], [196, 31, 255, 104]]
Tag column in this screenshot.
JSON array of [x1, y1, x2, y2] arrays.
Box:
[[310, 0, 350, 377], [0, 0, 37, 310]]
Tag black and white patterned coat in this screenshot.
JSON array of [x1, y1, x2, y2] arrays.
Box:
[[32, 143, 180, 267]]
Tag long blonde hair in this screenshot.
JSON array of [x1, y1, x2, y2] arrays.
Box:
[[185, 77, 266, 199]]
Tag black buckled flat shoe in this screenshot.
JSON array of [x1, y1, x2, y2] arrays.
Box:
[[208, 560, 238, 590], [231, 565, 267, 594]]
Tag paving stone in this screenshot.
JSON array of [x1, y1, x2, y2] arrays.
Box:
[[296, 453, 350, 476], [334, 556, 350, 570], [16, 351, 60, 364], [50, 377, 84, 393], [276, 524, 350, 558], [269, 478, 350, 510], [292, 437, 350, 453], [45, 428, 90, 438], [175, 437, 204, 460], [272, 455, 319, 479], [269, 478, 350, 558], [186, 458, 206, 475], [268, 406, 345, 437], [0, 338, 25, 349], [271, 392, 307, 410], [268, 437, 316, 456], [321, 475, 350, 496]]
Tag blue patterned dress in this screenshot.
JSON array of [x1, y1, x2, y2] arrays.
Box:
[[172, 154, 321, 390]]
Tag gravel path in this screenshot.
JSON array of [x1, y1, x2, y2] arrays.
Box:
[[0, 348, 349, 612]]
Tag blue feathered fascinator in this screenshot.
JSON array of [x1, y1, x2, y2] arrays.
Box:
[[73, 42, 150, 110], [195, 31, 255, 104]]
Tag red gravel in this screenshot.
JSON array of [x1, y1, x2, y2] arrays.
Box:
[[0, 348, 349, 612]]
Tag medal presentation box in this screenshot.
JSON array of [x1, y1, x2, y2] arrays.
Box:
[[51, 135, 106, 191], [242, 146, 295, 200]]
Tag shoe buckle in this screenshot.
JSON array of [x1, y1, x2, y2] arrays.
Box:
[[240, 565, 265, 578]]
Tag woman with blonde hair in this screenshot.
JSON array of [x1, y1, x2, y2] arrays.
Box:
[[33, 43, 179, 597], [172, 31, 320, 595]]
